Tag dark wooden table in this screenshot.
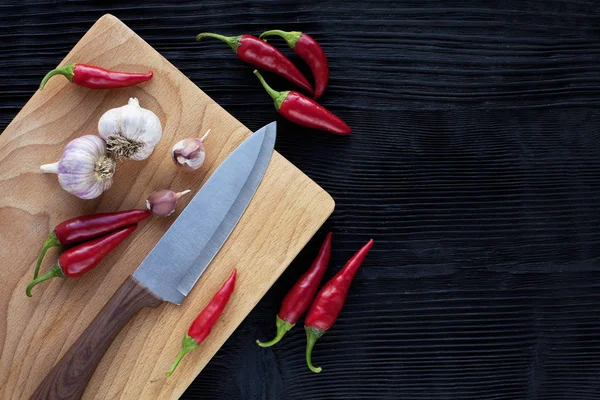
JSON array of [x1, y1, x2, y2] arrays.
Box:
[[2, 1, 600, 399]]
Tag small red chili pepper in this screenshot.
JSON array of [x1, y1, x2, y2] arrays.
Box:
[[304, 239, 374, 373], [166, 269, 237, 377], [257, 232, 332, 347], [260, 30, 329, 100], [26, 225, 138, 297], [39, 63, 153, 90], [33, 209, 152, 280], [253, 70, 351, 135], [196, 33, 314, 96]]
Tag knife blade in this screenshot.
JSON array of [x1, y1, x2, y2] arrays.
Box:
[[134, 120, 277, 304], [31, 121, 277, 400]]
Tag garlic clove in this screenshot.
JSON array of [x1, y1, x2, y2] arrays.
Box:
[[171, 129, 210, 171], [172, 139, 205, 171], [98, 97, 162, 161], [146, 189, 191, 217], [40, 135, 115, 200]]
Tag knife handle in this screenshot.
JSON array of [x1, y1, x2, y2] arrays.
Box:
[[30, 276, 162, 400]]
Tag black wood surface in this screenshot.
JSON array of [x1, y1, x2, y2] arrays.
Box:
[[2, 1, 600, 399]]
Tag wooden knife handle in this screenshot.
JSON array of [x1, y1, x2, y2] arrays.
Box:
[[30, 276, 163, 400]]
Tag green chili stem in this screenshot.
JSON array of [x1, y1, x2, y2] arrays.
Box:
[[253, 70, 288, 111], [26, 263, 65, 297], [196, 32, 242, 52], [257, 316, 294, 348], [305, 326, 324, 373], [33, 231, 61, 279], [259, 30, 302, 48], [166, 334, 199, 377], [39, 64, 75, 90]]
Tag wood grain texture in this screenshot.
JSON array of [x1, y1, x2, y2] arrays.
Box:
[[31, 276, 162, 400], [1, 1, 600, 400], [0, 14, 333, 400]]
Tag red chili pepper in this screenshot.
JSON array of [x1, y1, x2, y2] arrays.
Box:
[[257, 232, 332, 347], [39, 63, 153, 90], [304, 239, 374, 373], [166, 269, 237, 377], [33, 209, 152, 280], [196, 33, 314, 96], [253, 70, 351, 135], [26, 225, 138, 297], [260, 30, 329, 100]]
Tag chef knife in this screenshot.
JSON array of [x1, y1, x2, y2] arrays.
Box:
[[31, 121, 277, 400]]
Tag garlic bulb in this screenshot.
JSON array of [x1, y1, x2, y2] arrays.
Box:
[[98, 97, 162, 160], [40, 135, 116, 199], [171, 129, 210, 171], [146, 189, 191, 216]]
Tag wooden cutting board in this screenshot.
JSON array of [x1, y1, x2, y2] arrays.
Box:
[[0, 14, 334, 399]]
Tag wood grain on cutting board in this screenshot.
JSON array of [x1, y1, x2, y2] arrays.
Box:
[[0, 14, 334, 400]]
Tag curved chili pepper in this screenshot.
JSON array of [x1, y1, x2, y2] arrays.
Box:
[[39, 63, 153, 90], [26, 225, 137, 297], [33, 209, 151, 280], [257, 232, 332, 347], [166, 269, 237, 377], [260, 30, 329, 100], [304, 239, 373, 373], [196, 33, 314, 96], [253, 70, 351, 135]]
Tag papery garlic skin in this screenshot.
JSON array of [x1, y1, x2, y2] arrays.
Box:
[[146, 189, 191, 217], [171, 129, 210, 171], [98, 97, 162, 161], [40, 135, 115, 200]]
